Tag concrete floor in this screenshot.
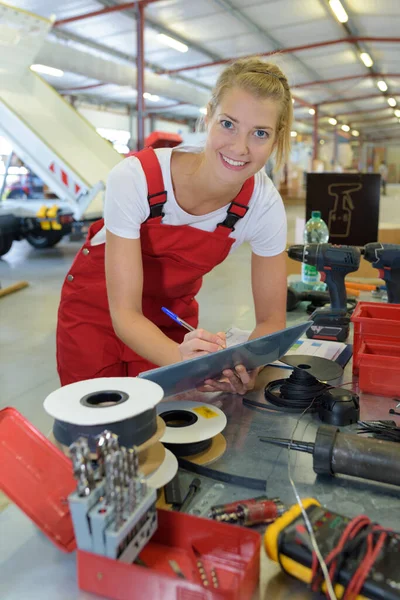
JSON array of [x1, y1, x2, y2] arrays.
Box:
[[1, 184, 399, 511]]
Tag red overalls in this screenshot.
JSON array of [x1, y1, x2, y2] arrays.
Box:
[[56, 148, 254, 385]]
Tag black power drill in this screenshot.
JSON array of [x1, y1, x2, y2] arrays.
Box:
[[288, 244, 361, 341], [362, 242, 400, 304]]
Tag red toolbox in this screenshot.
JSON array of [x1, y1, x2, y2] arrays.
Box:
[[0, 407, 260, 600], [358, 340, 400, 397], [78, 510, 260, 600], [351, 302, 400, 374]]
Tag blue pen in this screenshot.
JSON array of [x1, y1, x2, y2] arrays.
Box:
[[161, 307, 195, 332]]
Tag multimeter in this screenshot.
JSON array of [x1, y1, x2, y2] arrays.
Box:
[[264, 499, 400, 600]]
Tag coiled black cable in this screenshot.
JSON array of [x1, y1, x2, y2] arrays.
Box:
[[264, 367, 329, 412], [163, 438, 212, 457]]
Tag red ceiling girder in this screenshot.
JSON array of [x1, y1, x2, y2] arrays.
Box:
[[293, 73, 400, 89], [329, 106, 394, 117], [319, 93, 386, 106], [349, 115, 399, 125], [303, 106, 397, 123], [54, 0, 162, 27], [60, 82, 108, 93], [163, 37, 400, 75]]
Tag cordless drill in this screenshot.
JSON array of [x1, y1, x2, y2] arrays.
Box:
[[362, 242, 400, 304], [288, 244, 361, 341]]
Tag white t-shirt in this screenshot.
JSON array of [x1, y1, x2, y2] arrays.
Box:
[[94, 145, 287, 257]]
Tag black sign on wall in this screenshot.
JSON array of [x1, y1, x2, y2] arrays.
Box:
[[306, 173, 380, 246]]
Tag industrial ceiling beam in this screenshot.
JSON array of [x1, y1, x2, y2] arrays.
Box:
[[54, 1, 162, 27], [319, 93, 387, 106], [293, 73, 400, 89], [358, 121, 400, 131], [211, 0, 324, 84], [335, 106, 395, 117], [346, 115, 399, 125], [65, 92, 197, 123], [50, 25, 213, 93], [162, 37, 400, 75], [94, 0, 222, 62], [318, 0, 383, 103], [300, 107, 396, 120]]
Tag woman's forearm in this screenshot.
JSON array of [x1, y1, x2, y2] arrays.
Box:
[[112, 309, 182, 366], [248, 316, 286, 340]]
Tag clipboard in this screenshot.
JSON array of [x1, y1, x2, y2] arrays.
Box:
[[138, 321, 311, 396]]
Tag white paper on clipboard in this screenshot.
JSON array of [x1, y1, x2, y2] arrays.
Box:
[[138, 321, 311, 397]]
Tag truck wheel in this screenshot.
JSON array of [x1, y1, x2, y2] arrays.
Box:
[[0, 235, 13, 256], [26, 231, 64, 249]]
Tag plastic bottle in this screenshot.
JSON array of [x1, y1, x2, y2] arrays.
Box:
[[301, 211, 329, 286]]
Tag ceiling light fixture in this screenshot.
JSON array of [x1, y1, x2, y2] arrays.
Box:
[[360, 52, 373, 68], [309, 108, 316, 115], [143, 92, 159, 102], [329, 0, 349, 23], [341, 124, 350, 132], [30, 64, 64, 77], [290, 131, 298, 138], [158, 33, 188, 53], [320, 139, 325, 145], [388, 97, 397, 107], [351, 130, 360, 137], [395, 110, 400, 118], [377, 80, 388, 92], [328, 117, 337, 125]]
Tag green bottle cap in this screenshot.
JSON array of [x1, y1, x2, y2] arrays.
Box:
[[311, 211, 321, 219]]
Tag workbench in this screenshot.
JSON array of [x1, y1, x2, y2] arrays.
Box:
[[1, 314, 399, 600]]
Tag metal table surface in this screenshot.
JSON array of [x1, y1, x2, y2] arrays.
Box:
[[1, 311, 400, 600]]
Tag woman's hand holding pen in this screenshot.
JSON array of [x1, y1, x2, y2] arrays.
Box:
[[162, 307, 260, 394], [178, 329, 226, 361]]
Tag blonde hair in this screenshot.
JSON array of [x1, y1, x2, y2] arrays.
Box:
[[207, 58, 293, 169]]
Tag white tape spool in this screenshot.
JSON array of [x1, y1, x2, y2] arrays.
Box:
[[146, 448, 178, 489], [157, 400, 227, 444], [44, 377, 164, 425]]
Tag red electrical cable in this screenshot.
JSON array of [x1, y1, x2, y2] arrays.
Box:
[[310, 515, 389, 599]]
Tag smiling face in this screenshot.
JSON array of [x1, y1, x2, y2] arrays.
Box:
[[204, 86, 280, 185]]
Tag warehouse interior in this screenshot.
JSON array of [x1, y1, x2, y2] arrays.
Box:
[[2, 1, 400, 599]]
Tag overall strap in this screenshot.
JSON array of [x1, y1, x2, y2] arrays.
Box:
[[216, 176, 255, 236], [133, 147, 167, 219]]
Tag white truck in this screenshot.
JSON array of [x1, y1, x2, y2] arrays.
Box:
[[0, 3, 123, 255]]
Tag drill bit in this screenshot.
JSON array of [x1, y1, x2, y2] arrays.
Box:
[[113, 450, 124, 486], [127, 477, 137, 513], [104, 453, 116, 504], [127, 446, 139, 477], [103, 430, 119, 453], [69, 440, 92, 496], [95, 432, 108, 477], [119, 447, 130, 487], [76, 437, 95, 489], [259, 436, 314, 454], [114, 484, 125, 531]]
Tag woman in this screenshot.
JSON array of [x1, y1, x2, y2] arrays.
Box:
[[57, 57, 292, 395]]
